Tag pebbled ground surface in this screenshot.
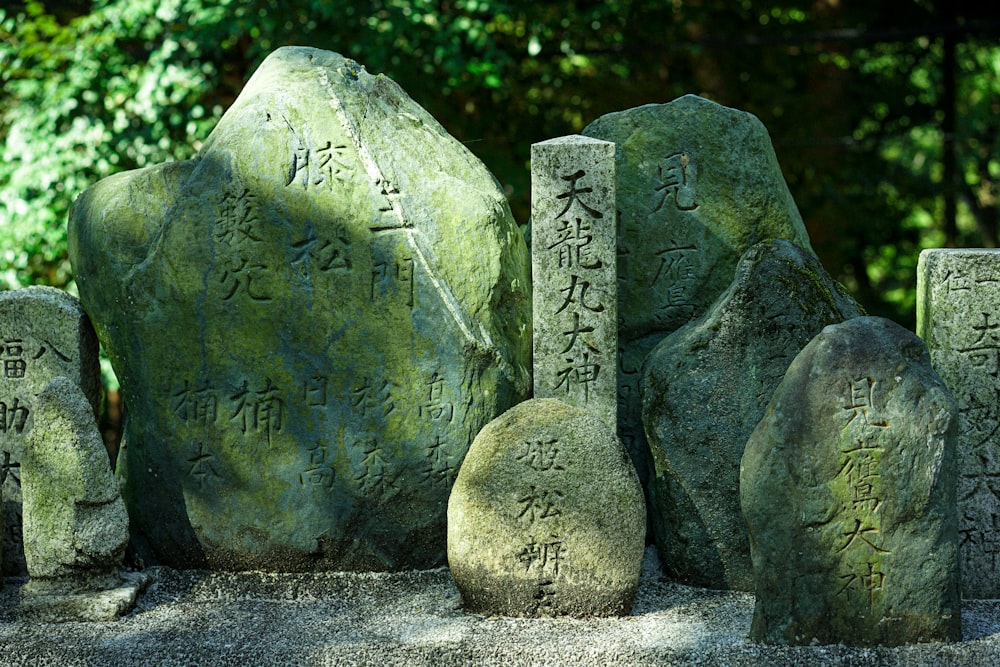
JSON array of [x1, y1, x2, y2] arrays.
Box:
[[1, 549, 999, 666]]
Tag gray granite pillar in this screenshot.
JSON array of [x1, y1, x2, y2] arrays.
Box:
[[918, 248, 1000, 599], [530, 135, 616, 430]]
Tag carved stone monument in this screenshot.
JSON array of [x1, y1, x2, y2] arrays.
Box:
[[0, 286, 101, 576], [19, 376, 144, 622], [582, 95, 814, 485], [531, 135, 616, 429], [741, 317, 961, 646], [448, 398, 645, 617], [449, 136, 641, 618], [917, 248, 1000, 598], [642, 239, 863, 591], [68, 47, 531, 571]]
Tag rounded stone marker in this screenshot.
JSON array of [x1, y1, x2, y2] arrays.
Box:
[[741, 316, 961, 646], [448, 398, 645, 617], [22, 376, 128, 585]]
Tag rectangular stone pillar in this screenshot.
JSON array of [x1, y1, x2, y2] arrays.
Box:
[[918, 248, 1000, 599], [531, 136, 617, 430]]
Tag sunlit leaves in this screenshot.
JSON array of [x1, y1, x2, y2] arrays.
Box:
[[0, 0, 226, 289], [1, 0, 997, 336]]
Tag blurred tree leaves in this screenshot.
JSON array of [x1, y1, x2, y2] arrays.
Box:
[[1, 0, 998, 330]]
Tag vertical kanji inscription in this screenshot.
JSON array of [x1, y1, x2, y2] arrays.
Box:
[[531, 136, 617, 430], [918, 249, 1000, 598]]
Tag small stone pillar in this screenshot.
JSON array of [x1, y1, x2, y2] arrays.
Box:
[[530, 135, 617, 431], [917, 248, 1000, 599], [0, 286, 101, 576], [19, 377, 145, 622]]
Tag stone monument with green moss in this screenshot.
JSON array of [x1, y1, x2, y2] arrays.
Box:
[[642, 239, 863, 591], [447, 134, 642, 618], [448, 398, 645, 617], [0, 286, 101, 576], [531, 135, 617, 430], [742, 317, 961, 646], [917, 248, 1000, 599], [19, 376, 144, 622], [68, 46, 531, 571], [582, 96, 813, 486]]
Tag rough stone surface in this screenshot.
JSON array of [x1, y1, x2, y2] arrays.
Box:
[[531, 136, 617, 430], [582, 95, 813, 487], [917, 248, 1000, 599], [17, 571, 149, 623], [448, 398, 645, 617], [741, 317, 961, 646], [0, 286, 101, 576], [68, 47, 531, 571], [642, 239, 864, 591], [21, 376, 128, 583]]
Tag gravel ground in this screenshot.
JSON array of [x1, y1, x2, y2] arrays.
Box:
[[1, 548, 999, 666]]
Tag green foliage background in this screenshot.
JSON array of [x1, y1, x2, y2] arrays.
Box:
[[2, 0, 999, 331]]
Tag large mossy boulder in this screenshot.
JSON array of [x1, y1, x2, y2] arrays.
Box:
[[68, 47, 531, 571], [641, 240, 863, 590], [582, 95, 813, 484]]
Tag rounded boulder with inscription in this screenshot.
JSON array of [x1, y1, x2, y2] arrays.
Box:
[[741, 317, 961, 646], [68, 47, 531, 571], [448, 398, 645, 617]]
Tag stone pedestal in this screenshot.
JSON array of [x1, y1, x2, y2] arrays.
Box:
[[18, 571, 149, 623]]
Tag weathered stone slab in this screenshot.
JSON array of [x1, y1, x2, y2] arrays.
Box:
[[68, 47, 531, 571], [19, 376, 144, 621], [448, 398, 645, 617], [642, 239, 863, 591], [22, 376, 128, 581], [0, 286, 101, 576], [582, 96, 813, 486], [741, 317, 961, 646], [917, 248, 1000, 599], [531, 136, 616, 429]]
